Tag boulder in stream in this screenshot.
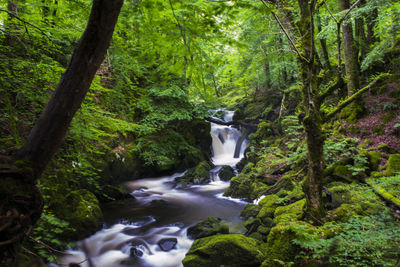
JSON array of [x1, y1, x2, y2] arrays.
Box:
[[218, 165, 235, 181], [158, 238, 178, 251], [182, 234, 264, 267], [187, 217, 229, 239]]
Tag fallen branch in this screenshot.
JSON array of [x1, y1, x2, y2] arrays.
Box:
[[325, 73, 389, 120]]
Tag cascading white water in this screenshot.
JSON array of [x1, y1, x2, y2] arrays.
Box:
[[55, 110, 247, 267], [210, 111, 247, 167]]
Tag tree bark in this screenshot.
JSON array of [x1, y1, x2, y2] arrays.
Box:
[[339, 0, 360, 96], [16, 0, 123, 180], [296, 0, 326, 223], [0, 0, 123, 265], [316, 11, 331, 71]]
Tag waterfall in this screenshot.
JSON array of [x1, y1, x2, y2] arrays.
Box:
[[210, 111, 247, 167], [55, 110, 247, 267]]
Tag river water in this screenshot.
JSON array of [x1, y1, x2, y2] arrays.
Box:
[[57, 111, 247, 267]]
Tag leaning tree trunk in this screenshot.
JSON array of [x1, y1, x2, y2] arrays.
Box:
[[339, 0, 360, 96], [297, 0, 326, 223], [0, 0, 123, 265]]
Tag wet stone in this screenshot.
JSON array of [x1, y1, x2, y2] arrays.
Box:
[[122, 227, 142, 236], [158, 238, 178, 251], [130, 247, 144, 257]]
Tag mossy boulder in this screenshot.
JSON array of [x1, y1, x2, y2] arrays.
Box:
[[386, 154, 400, 176], [224, 172, 253, 200], [174, 161, 213, 187], [257, 195, 279, 224], [367, 151, 381, 172], [327, 182, 386, 217], [341, 101, 366, 124], [97, 185, 133, 202], [264, 221, 317, 266], [53, 189, 103, 240], [182, 234, 265, 267], [273, 199, 306, 224], [251, 121, 274, 142], [187, 217, 229, 240], [219, 165, 235, 181], [241, 204, 261, 219]]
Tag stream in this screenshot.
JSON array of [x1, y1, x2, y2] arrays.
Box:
[[57, 111, 248, 267]]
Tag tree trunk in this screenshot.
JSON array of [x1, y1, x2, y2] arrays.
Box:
[[316, 11, 331, 71], [355, 17, 367, 62], [16, 0, 123, 180], [339, 0, 360, 96], [296, 0, 326, 223], [0, 0, 123, 265]]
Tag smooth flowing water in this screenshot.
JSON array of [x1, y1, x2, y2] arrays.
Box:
[[57, 111, 247, 267]]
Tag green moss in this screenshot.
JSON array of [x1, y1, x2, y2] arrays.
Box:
[[367, 151, 381, 172], [182, 234, 265, 267], [187, 217, 229, 240], [273, 199, 306, 224], [224, 172, 254, 200], [265, 221, 316, 265], [327, 182, 387, 217], [241, 204, 261, 219], [341, 102, 365, 124], [53, 189, 103, 239], [219, 165, 235, 181], [327, 203, 359, 222], [175, 161, 213, 187], [386, 154, 400, 176]]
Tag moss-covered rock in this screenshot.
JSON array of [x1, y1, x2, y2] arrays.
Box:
[[341, 101, 366, 124], [273, 199, 306, 224], [174, 161, 213, 187], [97, 185, 133, 202], [219, 165, 235, 181], [223, 172, 253, 200], [182, 234, 265, 267], [257, 195, 279, 224], [327, 182, 387, 217], [240, 204, 261, 219], [367, 151, 381, 172], [386, 154, 400, 176], [264, 221, 316, 265], [53, 189, 103, 240], [187, 217, 229, 240]]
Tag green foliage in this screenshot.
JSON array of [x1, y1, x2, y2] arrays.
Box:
[[29, 207, 72, 262], [296, 212, 400, 266]]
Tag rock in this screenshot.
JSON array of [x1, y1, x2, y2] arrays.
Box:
[[219, 165, 235, 181], [257, 195, 279, 224], [98, 184, 133, 202], [130, 247, 143, 257], [174, 161, 214, 187], [264, 221, 317, 265], [158, 238, 177, 251], [182, 234, 264, 267], [223, 173, 253, 200], [53, 189, 103, 240], [273, 198, 306, 224], [240, 204, 261, 219], [386, 154, 400, 176], [367, 151, 381, 172], [187, 217, 229, 239]]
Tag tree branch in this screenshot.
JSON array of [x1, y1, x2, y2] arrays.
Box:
[[340, 0, 362, 23], [325, 73, 389, 120], [0, 8, 52, 41], [318, 77, 344, 103], [259, 0, 307, 62]]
